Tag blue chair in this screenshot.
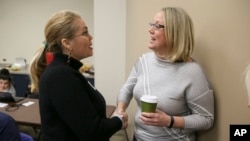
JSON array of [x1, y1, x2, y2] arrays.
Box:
[[20, 132, 34, 141]]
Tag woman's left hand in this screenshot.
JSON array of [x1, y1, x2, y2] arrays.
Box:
[[139, 109, 170, 127]]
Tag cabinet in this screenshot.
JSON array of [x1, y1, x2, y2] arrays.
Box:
[[11, 73, 30, 97], [11, 73, 94, 97], [7, 68, 94, 97]]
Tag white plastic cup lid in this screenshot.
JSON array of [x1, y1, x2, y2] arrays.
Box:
[[140, 95, 158, 103]]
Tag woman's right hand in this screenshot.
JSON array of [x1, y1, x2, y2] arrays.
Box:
[[113, 110, 128, 129], [116, 102, 128, 129], [120, 112, 128, 129]]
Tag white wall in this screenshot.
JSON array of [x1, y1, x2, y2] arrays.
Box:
[[1, 0, 250, 141], [94, 0, 126, 105], [0, 0, 94, 64]]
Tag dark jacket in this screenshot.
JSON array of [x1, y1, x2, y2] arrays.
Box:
[[39, 53, 122, 141], [0, 112, 21, 141]]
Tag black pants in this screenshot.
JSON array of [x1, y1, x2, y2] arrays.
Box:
[[133, 135, 137, 141]]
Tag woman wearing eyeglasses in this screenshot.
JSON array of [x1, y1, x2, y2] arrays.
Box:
[[29, 10, 127, 141], [117, 7, 214, 141]]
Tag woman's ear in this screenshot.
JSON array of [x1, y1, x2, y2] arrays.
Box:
[[61, 39, 72, 51]]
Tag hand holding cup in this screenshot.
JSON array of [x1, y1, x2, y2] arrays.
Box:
[[140, 95, 158, 113]]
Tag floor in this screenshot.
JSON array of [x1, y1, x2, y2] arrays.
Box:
[[19, 125, 129, 141], [19, 125, 40, 141]]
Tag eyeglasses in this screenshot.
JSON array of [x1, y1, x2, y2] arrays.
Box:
[[74, 30, 90, 37], [149, 22, 165, 30]]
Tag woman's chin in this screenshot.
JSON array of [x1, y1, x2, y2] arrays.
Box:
[[89, 52, 93, 57], [148, 45, 155, 50]]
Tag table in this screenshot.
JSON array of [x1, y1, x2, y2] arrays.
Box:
[[0, 98, 129, 141], [0, 98, 40, 127], [0, 98, 116, 127]]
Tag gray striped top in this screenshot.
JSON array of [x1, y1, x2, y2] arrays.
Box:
[[118, 52, 214, 141]]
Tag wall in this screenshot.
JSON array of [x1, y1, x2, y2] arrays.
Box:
[[94, 0, 126, 105], [126, 0, 250, 141], [0, 0, 94, 64], [1, 0, 250, 141]]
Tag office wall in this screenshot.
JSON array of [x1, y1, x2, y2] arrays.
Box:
[[1, 0, 250, 141], [126, 0, 250, 141], [0, 0, 93, 64]]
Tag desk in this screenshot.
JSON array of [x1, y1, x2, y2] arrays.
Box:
[[0, 98, 40, 127], [0, 99, 128, 141], [0, 98, 116, 127]]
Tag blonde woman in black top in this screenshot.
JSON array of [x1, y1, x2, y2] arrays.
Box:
[[29, 10, 127, 141]]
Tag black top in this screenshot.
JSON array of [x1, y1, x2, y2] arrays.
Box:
[[39, 53, 122, 141]]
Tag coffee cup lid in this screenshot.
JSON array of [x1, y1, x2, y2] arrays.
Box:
[[140, 95, 158, 103]]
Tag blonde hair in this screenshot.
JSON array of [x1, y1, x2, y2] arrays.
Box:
[[244, 64, 250, 107], [29, 10, 81, 93], [162, 7, 194, 63], [29, 47, 44, 93]]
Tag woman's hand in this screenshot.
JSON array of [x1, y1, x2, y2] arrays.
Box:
[[139, 109, 171, 127], [116, 102, 129, 129], [121, 112, 128, 129], [113, 110, 128, 129]]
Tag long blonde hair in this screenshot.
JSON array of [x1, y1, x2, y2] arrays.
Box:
[[29, 10, 81, 93], [162, 7, 194, 62]]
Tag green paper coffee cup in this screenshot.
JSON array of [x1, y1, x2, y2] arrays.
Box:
[[140, 95, 158, 113]]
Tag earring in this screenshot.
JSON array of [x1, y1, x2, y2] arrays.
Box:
[[67, 51, 71, 64]]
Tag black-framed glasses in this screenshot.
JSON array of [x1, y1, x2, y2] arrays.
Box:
[[149, 22, 165, 30]]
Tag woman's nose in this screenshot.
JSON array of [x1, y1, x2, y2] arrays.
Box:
[[148, 27, 154, 34]]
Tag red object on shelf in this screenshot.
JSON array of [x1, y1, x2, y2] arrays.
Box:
[[46, 52, 54, 65]]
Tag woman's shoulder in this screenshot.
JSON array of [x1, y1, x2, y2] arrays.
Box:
[[42, 64, 78, 82], [181, 61, 209, 81], [186, 60, 203, 70]]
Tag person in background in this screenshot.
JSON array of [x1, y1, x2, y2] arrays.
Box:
[[244, 64, 250, 107], [0, 68, 16, 96], [29, 10, 127, 141], [117, 7, 214, 141]]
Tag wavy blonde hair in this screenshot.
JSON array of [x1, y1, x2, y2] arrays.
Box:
[[29, 10, 81, 93]]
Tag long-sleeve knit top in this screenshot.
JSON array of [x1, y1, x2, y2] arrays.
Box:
[[39, 53, 122, 141], [118, 52, 214, 141]]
